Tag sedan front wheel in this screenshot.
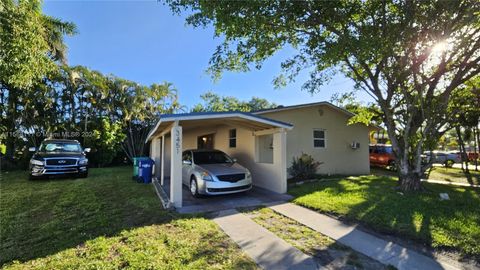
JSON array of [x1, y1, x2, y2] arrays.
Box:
[[190, 177, 200, 198]]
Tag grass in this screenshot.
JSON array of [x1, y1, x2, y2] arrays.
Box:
[[371, 166, 480, 185], [427, 167, 480, 185], [289, 175, 480, 261], [0, 167, 257, 269], [242, 207, 389, 269]]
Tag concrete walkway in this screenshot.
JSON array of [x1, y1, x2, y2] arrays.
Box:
[[269, 203, 459, 270], [213, 209, 320, 270], [421, 178, 480, 188]]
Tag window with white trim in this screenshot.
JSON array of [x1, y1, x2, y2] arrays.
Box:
[[229, 129, 237, 148], [313, 129, 326, 148]]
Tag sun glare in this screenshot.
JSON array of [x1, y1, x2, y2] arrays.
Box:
[[432, 41, 448, 53]]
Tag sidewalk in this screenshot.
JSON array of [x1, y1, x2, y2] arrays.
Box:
[[269, 203, 459, 270], [213, 209, 320, 270]]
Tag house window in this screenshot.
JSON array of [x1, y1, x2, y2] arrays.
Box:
[[229, 129, 237, 148], [313, 129, 326, 148]]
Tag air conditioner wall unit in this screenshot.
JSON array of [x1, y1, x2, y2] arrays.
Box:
[[350, 141, 360, 149]]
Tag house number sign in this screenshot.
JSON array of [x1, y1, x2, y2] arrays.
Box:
[[175, 129, 181, 155]]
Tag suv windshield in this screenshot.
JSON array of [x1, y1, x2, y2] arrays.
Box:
[[39, 142, 82, 153], [193, 151, 233, 164]]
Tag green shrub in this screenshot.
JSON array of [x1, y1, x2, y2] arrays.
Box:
[[288, 153, 322, 180], [85, 118, 126, 167]]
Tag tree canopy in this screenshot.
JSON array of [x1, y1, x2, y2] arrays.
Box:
[[167, 0, 480, 191], [1, 64, 179, 167], [330, 92, 383, 127], [191, 92, 278, 112], [0, 0, 76, 88], [1, 1, 180, 167]]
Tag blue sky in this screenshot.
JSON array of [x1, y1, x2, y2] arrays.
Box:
[[43, 1, 372, 110]]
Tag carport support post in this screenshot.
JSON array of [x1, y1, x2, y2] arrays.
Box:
[[273, 129, 287, 193], [170, 122, 182, 208], [151, 137, 161, 179], [160, 135, 165, 185]]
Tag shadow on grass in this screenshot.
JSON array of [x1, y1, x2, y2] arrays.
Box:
[[2, 215, 256, 269], [0, 167, 176, 266], [289, 175, 480, 263]]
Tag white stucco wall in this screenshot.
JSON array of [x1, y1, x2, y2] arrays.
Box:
[[258, 105, 371, 175]]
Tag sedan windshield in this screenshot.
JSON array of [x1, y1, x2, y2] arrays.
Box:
[[39, 142, 82, 153], [193, 151, 233, 164]]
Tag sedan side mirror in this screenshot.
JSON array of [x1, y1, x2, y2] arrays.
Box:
[[28, 147, 36, 152], [183, 160, 192, 165], [84, 148, 91, 153]]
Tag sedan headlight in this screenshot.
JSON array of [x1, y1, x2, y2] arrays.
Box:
[[30, 159, 44, 166], [78, 158, 88, 165], [201, 171, 213, 181], [246, 170, 251, 178]]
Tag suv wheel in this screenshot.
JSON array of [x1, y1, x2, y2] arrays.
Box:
[[29, 174, 42, 181], [388, 160, 397, 171], [190, 177, 200, 198]]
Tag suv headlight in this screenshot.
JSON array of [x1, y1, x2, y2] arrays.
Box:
[[201, 171, 213, 181], [30, 159, 44, 166], [78, 158, 88, 165]]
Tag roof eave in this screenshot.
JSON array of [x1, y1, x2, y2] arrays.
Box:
[[146, 112, 293, 142]]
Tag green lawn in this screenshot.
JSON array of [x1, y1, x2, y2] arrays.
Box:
[[289, 175, 480, 261], [0, 167, 256, 269], [427, 167, 480, 185]]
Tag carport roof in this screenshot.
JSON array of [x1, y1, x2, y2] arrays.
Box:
[[146, 111, 293, 141]]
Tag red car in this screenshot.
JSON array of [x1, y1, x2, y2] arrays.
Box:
[[468, 152, 479, 162], [369, 144, 396, 169]]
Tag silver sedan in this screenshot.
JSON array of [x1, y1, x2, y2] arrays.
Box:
[[182, 149, 252, 197]]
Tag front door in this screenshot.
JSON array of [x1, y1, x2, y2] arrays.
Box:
[[197, 134, 214, 149]]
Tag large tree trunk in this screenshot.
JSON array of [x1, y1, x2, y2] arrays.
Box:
[[382, 110, 425, 192], [397, 155, 424, 191], [398, 172, 424, 191]]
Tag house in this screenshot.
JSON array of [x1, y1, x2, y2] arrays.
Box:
[[253, 102, 371, 176], [147, 101, 373, 208]]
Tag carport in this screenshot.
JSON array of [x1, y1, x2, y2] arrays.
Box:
[[146, 112, 293, 209]]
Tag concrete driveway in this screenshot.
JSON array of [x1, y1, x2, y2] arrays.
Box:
[[156, 177, 293, 214]]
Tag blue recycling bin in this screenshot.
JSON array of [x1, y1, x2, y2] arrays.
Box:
[[138, 158, 154, 183], [133, 157, 150, 180]]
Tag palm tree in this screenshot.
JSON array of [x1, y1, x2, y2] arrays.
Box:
[[41, 15, 77, 64], [0, 0, 76, 161]]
